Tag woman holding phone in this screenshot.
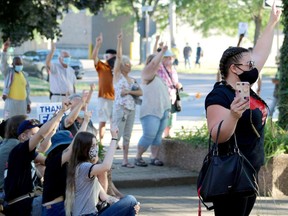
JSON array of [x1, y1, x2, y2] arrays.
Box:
[[204, 2, 281, 216]]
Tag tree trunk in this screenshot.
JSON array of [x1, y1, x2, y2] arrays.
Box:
[[253, 15, 262, 46], [278, 0, 288, 129]]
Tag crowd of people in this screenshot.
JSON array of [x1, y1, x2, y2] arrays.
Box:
[[0, 2, 282, 216]]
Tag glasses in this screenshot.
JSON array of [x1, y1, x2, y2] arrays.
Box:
[[234, 61, 255, 70]]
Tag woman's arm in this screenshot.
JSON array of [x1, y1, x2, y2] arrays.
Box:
[[113, 32, 123, 83], [90, 127, 118, 176], [61, 111, 92, 165], [206, 93, 249, 143], [142, 45, 168, 83], [252, 2, 281, 72]]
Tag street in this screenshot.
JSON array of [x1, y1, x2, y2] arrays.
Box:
[[0, 68, 276, 124]]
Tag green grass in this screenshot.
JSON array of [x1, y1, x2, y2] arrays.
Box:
[[0, 74, 99, 96]]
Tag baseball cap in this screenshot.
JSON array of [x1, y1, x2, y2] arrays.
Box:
[[105, 49, 117, 55], [163, 50, 175, 57], [17, 119, 42, 136], [45, 130, 74, 155]]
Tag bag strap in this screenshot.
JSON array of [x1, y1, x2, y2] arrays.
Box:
[[163, 65, 177, 89], [209, 120, 224, 155]]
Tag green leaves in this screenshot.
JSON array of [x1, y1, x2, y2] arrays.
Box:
[[0, 0, 111, 46]]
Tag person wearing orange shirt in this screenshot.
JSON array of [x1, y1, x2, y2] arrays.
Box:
[[92, 33, 117, 146]]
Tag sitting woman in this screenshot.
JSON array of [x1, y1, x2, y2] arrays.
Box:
[[65, 128, 140, 216]]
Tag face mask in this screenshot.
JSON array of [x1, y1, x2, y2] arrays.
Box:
[[63, 57, 71, 65], [107, 56, 116, 69], [238, 68, 259, 85], [15, 65, 23, 72], [89, 145, 99, 160], [78, 110, 85, 119]]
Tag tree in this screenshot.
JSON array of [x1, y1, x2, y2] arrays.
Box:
[[278, 0, 288, 129], [0, 0, 111, 46], [174, 0, 269, 46]]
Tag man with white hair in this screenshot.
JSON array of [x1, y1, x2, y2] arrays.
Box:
[[46, 43, 76, 102]]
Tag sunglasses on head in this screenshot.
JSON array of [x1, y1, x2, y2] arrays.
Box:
[[29, 119, 40, 125]]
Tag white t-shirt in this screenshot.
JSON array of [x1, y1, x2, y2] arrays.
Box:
[[49, 62, 76, 95]]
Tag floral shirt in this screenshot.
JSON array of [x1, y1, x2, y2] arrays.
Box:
[[157, 63, 179, 104], [114, 74, 139, 111]]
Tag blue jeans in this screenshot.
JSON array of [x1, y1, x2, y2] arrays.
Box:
[[99, 195, 137, 216], [42, 201, 65, 216], [138, 110, 169, 150]]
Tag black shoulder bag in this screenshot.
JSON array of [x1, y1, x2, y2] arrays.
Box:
[[197, 120, 259, 213]]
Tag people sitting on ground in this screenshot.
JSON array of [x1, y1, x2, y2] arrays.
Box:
[[0, 115, 28, 199], [3, 99, 71, 216], [42, 110, 91, 216], [65, 127, 140, 216]]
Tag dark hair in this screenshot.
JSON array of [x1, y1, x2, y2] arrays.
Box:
[[219, 47, 249, 80], [65, 131, 96, 214], [5, 115, 28, 139], [105, 49, 117, 55]]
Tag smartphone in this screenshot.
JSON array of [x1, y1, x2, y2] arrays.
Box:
[[236, 82, 250, 109]]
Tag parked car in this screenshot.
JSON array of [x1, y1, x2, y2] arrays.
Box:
[[22, 50, 84, 81]]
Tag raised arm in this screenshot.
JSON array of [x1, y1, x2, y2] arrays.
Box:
[[92, 33, 103, 65], [62, 110, 92, 165], [252, 2, 281, 72], [90, 127, 118, 176], [29, 99, 71, 151], [1, 38, 11, 78], [46, 43, 56, 70], [113, 32, 123, 83], [142, 45, 168, 83], [64, 92, 89, 128], [153, 35, 160, 53], [85, 83, 96, 105]]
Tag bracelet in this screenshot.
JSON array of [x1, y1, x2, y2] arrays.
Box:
[[111, 138, 118, 141]]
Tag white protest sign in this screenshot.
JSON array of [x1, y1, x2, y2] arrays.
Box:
[[36, 103, 62, 123], [263, 0, 283, 8], [238, 22, 248, 37]]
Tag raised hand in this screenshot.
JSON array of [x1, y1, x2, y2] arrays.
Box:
[[269, 0, 282, 25], [117, 31, 123, 40], [90, 83, 96, 91], [51, 42, 56, 52], [62, 98, 72, 112], [3, 38, 10, 51], [96, 33, 103, 46], [162, 45, 168, 53], [84, 110, 92, 121]]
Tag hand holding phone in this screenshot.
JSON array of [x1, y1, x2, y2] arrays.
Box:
[[236, 82, 250, 109]]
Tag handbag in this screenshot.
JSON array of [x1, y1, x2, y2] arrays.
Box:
[[96, 200, 110, 214], [197, 120, 259, 211], [174, 88, 181, 112]]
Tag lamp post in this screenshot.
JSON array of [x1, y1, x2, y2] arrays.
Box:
[[142, 5, 153, 59]]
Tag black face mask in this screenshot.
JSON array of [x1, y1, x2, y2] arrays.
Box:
[[238, 68, 259, 84], [107, 56, 116, 69]]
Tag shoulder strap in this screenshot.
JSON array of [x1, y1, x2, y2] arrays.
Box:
[[163, 65, 177, 89]]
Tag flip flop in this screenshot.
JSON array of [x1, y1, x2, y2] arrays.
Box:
[[134, 158, 148, 167], [121, 163, 135, 168]]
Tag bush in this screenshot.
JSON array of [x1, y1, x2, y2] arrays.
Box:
[[174, 121, 288, 162]]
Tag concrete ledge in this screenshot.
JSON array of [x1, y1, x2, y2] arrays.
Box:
[[159, 139, 288, 197]]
